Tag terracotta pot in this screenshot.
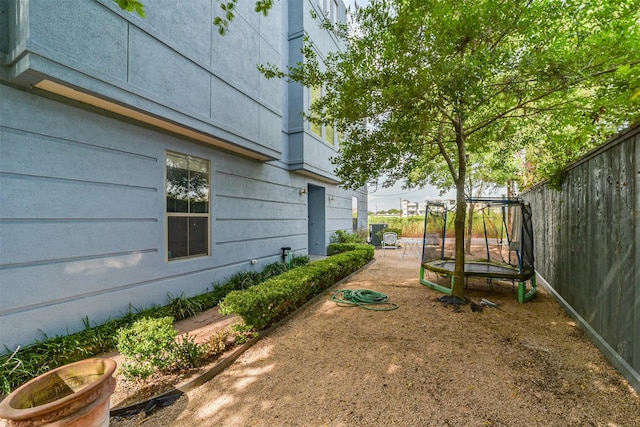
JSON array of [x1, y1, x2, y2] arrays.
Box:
[[0, 358, 116, 427]]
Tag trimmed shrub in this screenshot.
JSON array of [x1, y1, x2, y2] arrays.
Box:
[[116, 317, 178, 380], [331, 230, 366, 244], [328, 243, 374, 256], [116, 317, 208, 381], [220, 248, 373, 330]]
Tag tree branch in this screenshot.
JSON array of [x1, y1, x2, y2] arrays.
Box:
[[435, 119, 459, 184], [489, 0, 534, 52], [465, 82, 567, 137]]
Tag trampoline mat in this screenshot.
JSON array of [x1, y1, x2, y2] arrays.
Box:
[[422, 260, 533, 281]]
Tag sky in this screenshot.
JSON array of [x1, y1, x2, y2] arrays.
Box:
[[367, 181, 455, 212]]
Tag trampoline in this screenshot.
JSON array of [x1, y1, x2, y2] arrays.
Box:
[[420, 197, 537, 303]]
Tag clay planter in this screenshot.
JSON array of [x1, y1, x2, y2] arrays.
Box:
[[0, 358, 116, 427]]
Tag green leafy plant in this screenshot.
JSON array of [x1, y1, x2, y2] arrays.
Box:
[[166, 293, 204, 321], [171, 335, 208, 370], [230, 323, 258, 345], [289, 255, 310, 268], [331, 229, 366, 244], [328, 243, 375, 256], [116, 317, 178, 381]]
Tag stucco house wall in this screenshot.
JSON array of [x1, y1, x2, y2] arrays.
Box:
[[0, 0, 367, 352]]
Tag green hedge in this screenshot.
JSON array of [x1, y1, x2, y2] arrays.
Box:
[[220, 247, 373, 330], [327, 243, 374, 256]]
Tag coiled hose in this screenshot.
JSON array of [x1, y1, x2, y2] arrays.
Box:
[[330, 289, 399, 311]]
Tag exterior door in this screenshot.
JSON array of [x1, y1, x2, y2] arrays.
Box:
[[307, 184, 326, 255]]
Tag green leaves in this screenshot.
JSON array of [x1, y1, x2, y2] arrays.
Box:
[[255, 0, 274, 16], [113, 0, 145, 17], [214, 0, 276, 35], [116, 317, 208, 380], [213, 0, 237, 35], [116, 317, 178, 380], [269, 0, 639, 191]]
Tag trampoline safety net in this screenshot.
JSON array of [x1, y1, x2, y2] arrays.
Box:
[[421, 198, 535, 281]]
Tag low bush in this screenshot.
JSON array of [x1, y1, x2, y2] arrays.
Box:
[[230, 322, 259, 344], [208, 329, 232, 355], [220, 247, 373, 330], [116, 317, 209, 381], [331, 229, 367, 244], [116, 317, 178, 381], [327, 243, 374, 256], [171, 334, 208, 370]]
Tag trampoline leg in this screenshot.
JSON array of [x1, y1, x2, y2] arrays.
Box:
[[518, 281, 525, 302], [517, 276, 537, 303], [419, 267, 453, 295]]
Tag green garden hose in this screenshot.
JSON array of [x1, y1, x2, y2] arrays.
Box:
[[330, 289, 399, 311]]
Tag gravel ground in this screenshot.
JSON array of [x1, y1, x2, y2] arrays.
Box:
[[111, 251, 640, 426]]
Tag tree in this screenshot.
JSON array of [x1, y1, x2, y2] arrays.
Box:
[[263, 0, 640, 298]]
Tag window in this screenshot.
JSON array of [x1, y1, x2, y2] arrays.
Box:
[[310, 86, 323, 137], [166, 151, 210, 260], [318, 0, 327, 15], [331, 0, 338, 24], [318, 0, 338, 24], [310, 85, 339, 147], [326, 120, 335, 145]]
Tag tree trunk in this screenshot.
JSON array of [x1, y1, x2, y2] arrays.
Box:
[[451, 120, 467, 298], [465, 202, 475, 254]]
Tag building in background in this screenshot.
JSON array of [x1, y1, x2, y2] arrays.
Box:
[[0, 0, 367, 351], [401, 200, 427, 217]]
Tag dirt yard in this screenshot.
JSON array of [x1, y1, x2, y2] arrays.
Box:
[[111, 251, 640, 426]]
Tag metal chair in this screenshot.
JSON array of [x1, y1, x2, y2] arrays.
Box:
[[382, 232, 399, 257]]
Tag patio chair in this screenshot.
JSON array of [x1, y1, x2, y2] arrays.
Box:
[[382, 232, 399, 257]]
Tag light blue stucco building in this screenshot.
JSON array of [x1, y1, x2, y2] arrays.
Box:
[[0, 0, 368, 352]]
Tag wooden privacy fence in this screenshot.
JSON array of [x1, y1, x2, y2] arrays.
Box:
[[523, 122, 639, 393]]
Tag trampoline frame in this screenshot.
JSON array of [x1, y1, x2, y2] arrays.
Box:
[[419, 198, 537, 303]]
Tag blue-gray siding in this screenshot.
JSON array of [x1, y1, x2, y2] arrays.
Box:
[[0, 0, 365, 351]]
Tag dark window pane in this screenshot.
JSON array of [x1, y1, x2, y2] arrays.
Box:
[[189, 170, 209, 213], [166, 165, 189, 213], [168, 217, 188, 259], [189, 217, 208, 256], [167, 197, 189, 213], [190, 200, 208, 213]]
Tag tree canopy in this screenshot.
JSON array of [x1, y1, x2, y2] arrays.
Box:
[[264, 0, 640, 296]]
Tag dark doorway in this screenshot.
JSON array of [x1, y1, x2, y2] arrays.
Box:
[[307, 184, 326, 255]]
